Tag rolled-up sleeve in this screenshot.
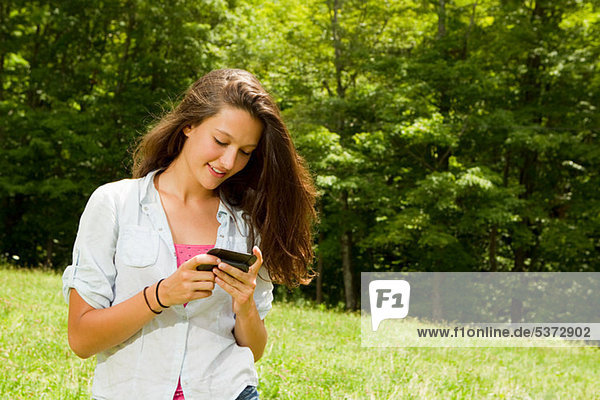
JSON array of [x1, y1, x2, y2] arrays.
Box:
[[254, 268, 273, 320], [246, 230, 273, 320], [62, 185, 118, 309]]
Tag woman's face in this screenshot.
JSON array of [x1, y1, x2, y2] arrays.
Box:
[[181, 106, 263, 191]]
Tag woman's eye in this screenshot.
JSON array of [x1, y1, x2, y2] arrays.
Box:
[[214, 136, 251, 155]]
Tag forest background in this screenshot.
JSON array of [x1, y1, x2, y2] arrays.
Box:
[[1, 0, 599, 310]]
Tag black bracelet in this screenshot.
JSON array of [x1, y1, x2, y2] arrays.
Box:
[[143, 286, 162, 315], [156, 278, 170, 309]]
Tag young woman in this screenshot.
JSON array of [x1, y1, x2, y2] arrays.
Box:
[[63, 69, 317, 400]]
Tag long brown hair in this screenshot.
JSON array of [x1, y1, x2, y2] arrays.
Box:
[[132, 69, 317, 287]]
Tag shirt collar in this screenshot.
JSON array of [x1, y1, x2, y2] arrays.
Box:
[[139, 169, 160, 207]]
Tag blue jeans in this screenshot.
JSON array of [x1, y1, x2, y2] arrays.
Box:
[[235, 386, 259, 400]]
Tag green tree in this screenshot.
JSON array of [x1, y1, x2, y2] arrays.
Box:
[[0, 0, 229, 267]]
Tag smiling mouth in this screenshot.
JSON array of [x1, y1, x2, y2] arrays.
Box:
[[208, 164, 227, 178]]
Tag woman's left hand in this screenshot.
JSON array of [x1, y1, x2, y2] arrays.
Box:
[[213, 246, 263, 317]]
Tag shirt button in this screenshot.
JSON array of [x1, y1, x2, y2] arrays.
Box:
[[158, 227, 163, 231], [143, 206, 149, 211]]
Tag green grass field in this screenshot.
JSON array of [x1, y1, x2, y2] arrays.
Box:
[[1, 266, 599, 399]]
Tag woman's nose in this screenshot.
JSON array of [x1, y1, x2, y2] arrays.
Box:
[[219, 148, 237, 171]]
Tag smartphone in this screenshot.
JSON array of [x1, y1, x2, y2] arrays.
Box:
[[196, 248, 257, 273]]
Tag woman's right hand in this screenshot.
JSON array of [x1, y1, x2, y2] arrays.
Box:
[[157, 254, 221, 306]]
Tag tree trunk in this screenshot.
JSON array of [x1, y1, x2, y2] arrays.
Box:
[[514, 247, 526, 272], [462, 1, 478, 59], [510, 297, 523, 323], [330, 0, 346, 100], [341, 229, 355, 310], [437, 0, 446, 39], [341, 190, 356, 310]]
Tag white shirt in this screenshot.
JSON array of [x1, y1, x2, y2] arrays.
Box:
[[62, 170, 273, 400]]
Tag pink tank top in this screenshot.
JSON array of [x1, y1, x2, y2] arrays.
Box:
[[172, 244, 214, 400]]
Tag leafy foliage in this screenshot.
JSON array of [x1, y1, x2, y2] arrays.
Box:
[[1, 0, 598, 307]]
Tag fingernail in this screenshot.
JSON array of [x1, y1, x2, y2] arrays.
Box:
[[216, 258, 221, 264]]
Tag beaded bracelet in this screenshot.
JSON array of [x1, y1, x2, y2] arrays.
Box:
[[156, 278, 170, 309], [143, 286, 162, 315]]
